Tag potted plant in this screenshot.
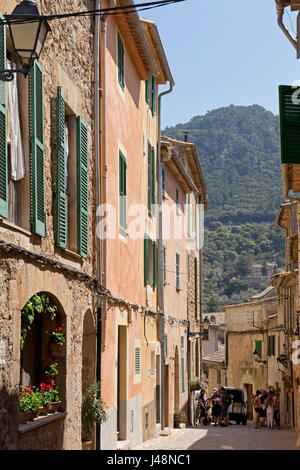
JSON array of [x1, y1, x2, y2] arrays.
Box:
[[48, 385, 61, 413], [189, 379, 201, 392], [36, 383, 53, 416], [19, 386, 40, 424], [49, 326, 66, 357], [40, 363, 59, 385], [173, 411, 187, 429], [81, 382, 107, 450]]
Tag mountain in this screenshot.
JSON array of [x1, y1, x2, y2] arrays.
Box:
[[163, 105, 285, 310]]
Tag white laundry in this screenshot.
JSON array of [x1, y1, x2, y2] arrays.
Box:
[[8, 62, 25, 181]]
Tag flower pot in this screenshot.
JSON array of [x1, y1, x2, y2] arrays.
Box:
[[40, 373, 56, 385], [48, 401, 61, 413], [82, 440, 93, 450], [19, 410, 36, 424], [37, 406, 49, 417], [50, 342, 64, 357]]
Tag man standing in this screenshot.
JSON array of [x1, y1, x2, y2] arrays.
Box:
[[219, 387, 229, 427]]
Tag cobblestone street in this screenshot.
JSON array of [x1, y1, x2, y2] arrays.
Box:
[[133, 424, 300, 451]]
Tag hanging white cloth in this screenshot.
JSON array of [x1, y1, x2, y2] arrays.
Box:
[[8, 62, 25, 181]]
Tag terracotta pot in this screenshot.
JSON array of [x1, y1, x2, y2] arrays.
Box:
[[19, 410, 36, 424], [37, 406, 49, 417], [50, 342, 64, 357], [48, 401, 61, 413], [40, 373, 56, 385], [82, 440, 93, 450]]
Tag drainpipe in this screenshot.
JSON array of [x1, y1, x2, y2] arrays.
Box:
[[94, 0, 102, 451], [275, 0, 297, 50], [158, 81, 174, 430]]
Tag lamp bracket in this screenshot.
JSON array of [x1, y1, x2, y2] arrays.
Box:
[[0, 65, 30, 81]]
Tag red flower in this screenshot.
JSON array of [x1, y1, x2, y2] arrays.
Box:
[[57, 327, 63, 332], [46, 385, 53, 390]]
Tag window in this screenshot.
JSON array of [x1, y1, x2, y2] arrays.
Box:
[[119, 150, 127, 231], [176, 188, 179, 213], [144, 235, 158, 287], [135, 347, 141, 375], [151, 76, 156, 115], [145, 73, 156, 115], [203, 328, 209, 341], [147, 142, 155, 214], [194, 258, 198, 319], [163, 246, 167, 284], [279, 86, 300, 164], [255, 340, 262, 358], [217, 369, 221, 385], [54, 87, 89, 258], [117, 32, 125, 90], [145, 72, 150, 103], [187, 193, 191, 237], [151, 351, 155, 376], [176, 252, 180, 290], [268, 336, 275, 356]]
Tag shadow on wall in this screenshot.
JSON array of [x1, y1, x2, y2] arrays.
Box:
[[0, 385, 19, 450]]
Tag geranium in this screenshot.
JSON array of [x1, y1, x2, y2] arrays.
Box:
[[42, 363, 59, 375], [19, 386, 42, 412], [50, 327, 66, 344]]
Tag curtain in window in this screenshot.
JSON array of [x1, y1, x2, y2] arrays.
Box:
[[7, 62, 25, 181]]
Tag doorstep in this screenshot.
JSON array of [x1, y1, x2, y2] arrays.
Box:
[[116, 440, 131, 450]]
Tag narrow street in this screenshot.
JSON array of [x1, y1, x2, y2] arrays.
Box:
[[133, 424, 300, 451]]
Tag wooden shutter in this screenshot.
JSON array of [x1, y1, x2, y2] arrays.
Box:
[[119, 150, 127, 230], [153, 241, 158, 287], [152, 146, 156, 214], [147, 141, 151, 212], [55, 87, 67, 248], [279, 85, 300, 164], [151, 76, 156, 115], [77, 116, 88, 258], [118, 33, 124, 89], [144, 234, 149, 284], [145, 73, 150, 102], [30, 61, 46, 236], [255, 340, 262, 358], [0, 13, 7, 219], [135, 347, 141, 375]]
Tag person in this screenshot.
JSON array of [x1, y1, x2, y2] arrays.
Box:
[[219, 387, 229, 427], [273, 391, 281, 429], [259, 390, 268, 427], [209, 388, 221, 426], [197, 389, 208, 425], [265, 392, 274, 428], [254, 390, 262, 429]]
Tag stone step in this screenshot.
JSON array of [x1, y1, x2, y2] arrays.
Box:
[[116, 440, 131, 450]]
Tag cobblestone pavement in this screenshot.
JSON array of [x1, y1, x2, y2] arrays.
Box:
[[133, 424, 300, 451]]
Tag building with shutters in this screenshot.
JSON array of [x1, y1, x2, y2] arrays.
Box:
[[98, 2, 175, 450], [160, 136, 207, 428], [225, 287, 288, 425], [0, 0, 100, 450]]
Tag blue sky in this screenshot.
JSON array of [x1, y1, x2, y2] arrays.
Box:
[[141, 0, 300, 128]]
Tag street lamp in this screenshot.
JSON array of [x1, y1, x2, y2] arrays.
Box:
[[1, 0, 50, 81], [253, 348, 267, 364]]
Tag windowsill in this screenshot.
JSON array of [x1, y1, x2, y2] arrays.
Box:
[[59, 247, 82, 261], [0, 217, 31, 237], [18, 411, 67, 434]]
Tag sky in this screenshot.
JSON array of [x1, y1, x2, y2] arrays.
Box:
[[141, 0, 300, 129]]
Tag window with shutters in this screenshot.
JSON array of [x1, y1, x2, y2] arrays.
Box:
[[147, 142, 155, 215], [163, 245, 167, 284], [176, 252, 180, 290], [119, 150, 127, 232], [255, 339, 262, 358], [117, 32, 125, 91], [268, 335, 275, 356], [134, 347, 141, 375], [279, 85, 300, 164], [145, 74, 156, 115], [144, 234, 158, 288]]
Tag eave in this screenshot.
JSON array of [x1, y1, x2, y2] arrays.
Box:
[[115, 0, 159, 80]]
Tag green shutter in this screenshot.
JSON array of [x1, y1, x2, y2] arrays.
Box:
[[267, 336, 271, 356], [119, 150, 127, 230], [153, 241, 158, 287], [279, 85, 300, 164], [30, 61, 46, 236], [152, 146, 155, 214], [0, 13, 7, 219], [145, 73, 150, 102], [135, 347, 141, 375], [77, 116, 88, 258], [147, 141, 151, 212], [255, 340, 262, 358], [144, 234, 149, 284], [118, 33, 124, 90], [55, 87, 67, 248], [151, 76, 156, 115]]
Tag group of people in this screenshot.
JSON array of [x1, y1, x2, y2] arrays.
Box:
[[253, 389, 280, 429], [195, 387, 231, 427]]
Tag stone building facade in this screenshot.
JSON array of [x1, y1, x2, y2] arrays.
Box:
[[0, 0, 99, 450]]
